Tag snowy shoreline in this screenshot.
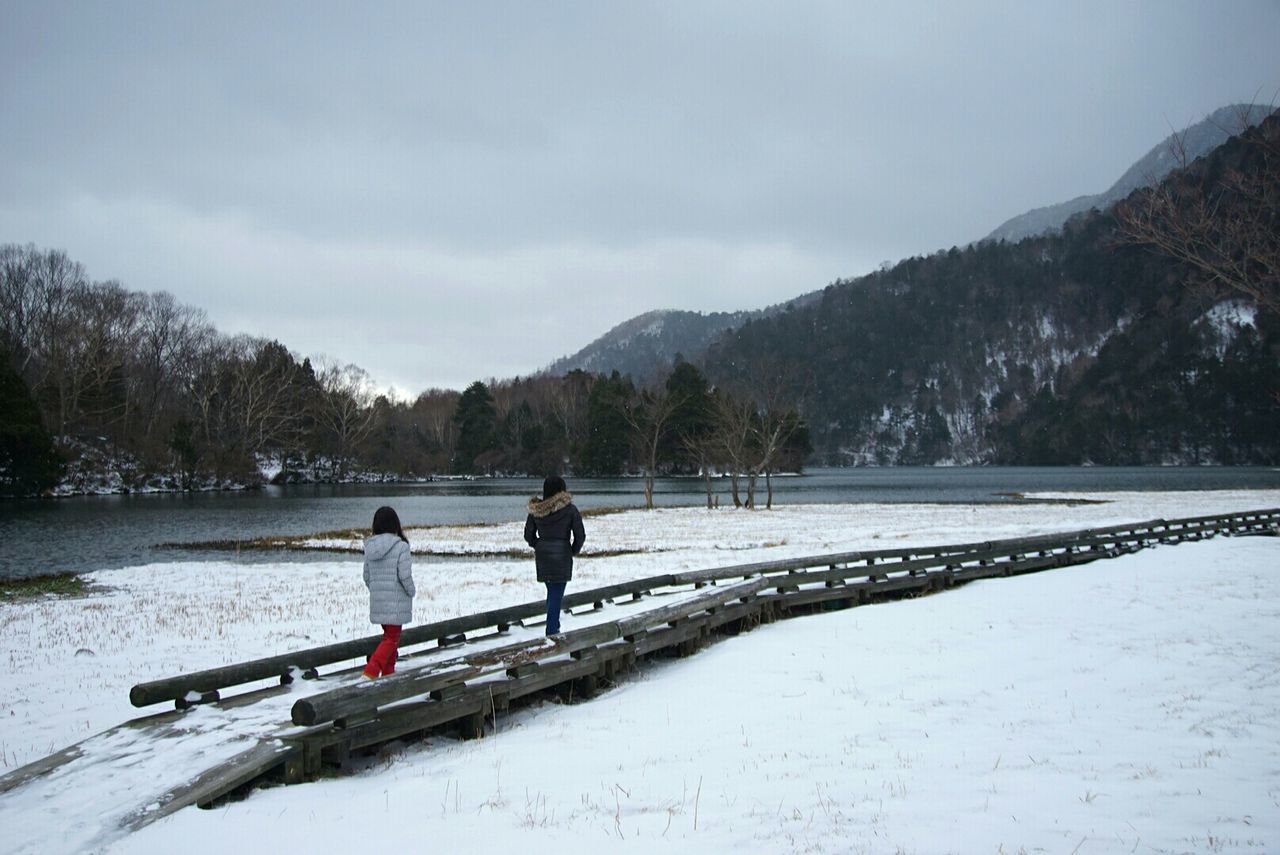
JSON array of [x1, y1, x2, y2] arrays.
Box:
[[1, 492, 1278, 853], [301, 489, 1280, 560]]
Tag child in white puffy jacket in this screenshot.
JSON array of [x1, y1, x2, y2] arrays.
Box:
[[362, 506, 415, 679]]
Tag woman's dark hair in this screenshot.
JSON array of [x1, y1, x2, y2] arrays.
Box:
[[542, 475, 567, 500], [372, 506, 408, 543]]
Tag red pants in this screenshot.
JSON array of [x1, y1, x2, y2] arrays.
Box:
[[364, 624, 402, 678]]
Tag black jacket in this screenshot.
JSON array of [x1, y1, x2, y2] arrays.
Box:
[[524, 491, 585, 583]]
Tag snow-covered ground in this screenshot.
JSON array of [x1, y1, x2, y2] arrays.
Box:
[[308, 490, 1279, 561], [1, 491, 1278, 853]]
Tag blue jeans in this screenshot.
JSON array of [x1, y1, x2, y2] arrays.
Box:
[[545, 581, 567, 635]]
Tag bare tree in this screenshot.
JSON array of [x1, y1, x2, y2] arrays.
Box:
[[623, 387, 684, 510], [185, 334, 232, 449], [752, 407, 805, 509], [488, 378, 517, 426], [131, 291, 210, 441], [0, 244, 39, 373], [237, 339, 306, 454], [681, 429, 722, 509], [712, 393, 755, 508], [31, 249, 86, 394], [718, 359, 809, 509], [1117, 109, 1279, 316], [62, 281, 138, 438], [187, 336, 305, 472], [3, 247, 88, 433], [412, 388, 460, 469], [314, 358, 378, 475], [548, 369, 592, 447]]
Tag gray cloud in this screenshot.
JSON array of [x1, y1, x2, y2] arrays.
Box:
[[3, 1, 1278, 394]]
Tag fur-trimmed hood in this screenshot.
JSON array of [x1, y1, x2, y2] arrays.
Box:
[[527, 490, 573, 518]]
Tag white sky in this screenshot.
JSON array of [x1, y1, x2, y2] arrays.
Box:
[[2, 1, 1278, 395]]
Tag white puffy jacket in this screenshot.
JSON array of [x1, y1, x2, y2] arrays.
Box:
[[362, 533, 415, 625]]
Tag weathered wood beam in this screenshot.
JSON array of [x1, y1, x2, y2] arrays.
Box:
[[290, 622, 623, 726], [116, 740, 299, 827], [615, 577, 770, 638], [291, 578, 769, 728]]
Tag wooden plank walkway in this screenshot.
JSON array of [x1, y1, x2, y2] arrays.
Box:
[[0, 507, 1274, 851]]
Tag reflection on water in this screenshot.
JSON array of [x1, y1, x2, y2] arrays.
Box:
[[1, 467, 1278, 579]]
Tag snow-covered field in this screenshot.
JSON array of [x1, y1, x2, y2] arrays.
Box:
[[2, 491, 1278, 853]]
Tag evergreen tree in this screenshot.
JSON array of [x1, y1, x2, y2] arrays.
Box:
[[578, 371, 633, 476], [663, 359, 715, 472], [775, 414, 813, 472], [0, 352, 63, 496], [169, 417, 200, 489], [451, 381, 498, 474]]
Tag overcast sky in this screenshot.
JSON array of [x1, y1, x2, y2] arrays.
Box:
[[2, 2, 1278, 395]]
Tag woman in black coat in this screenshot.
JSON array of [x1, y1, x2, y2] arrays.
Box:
[[523, 475, 585, 635]]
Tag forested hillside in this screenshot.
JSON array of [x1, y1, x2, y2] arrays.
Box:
[[4, 113, 1275, 495], [544, 106, 1274, 384], [0, 247, 807, 498], [544, 308, 757, 384], [0, 247, 448, 494], [703, 114, 1279, 465]]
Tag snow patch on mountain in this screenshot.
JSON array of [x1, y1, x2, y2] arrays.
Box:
[[1200, 300, 1258, 359]]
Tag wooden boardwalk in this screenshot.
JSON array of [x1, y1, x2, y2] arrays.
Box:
[[0, 508, 1275, 850]]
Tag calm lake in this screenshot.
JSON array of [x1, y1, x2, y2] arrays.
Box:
[[2, 467, 1278, 579]]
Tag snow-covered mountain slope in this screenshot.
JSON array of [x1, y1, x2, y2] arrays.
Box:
[[543, 308, 757, 383]]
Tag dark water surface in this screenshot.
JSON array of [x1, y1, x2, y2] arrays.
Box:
[[2, 467, 1277, 579]]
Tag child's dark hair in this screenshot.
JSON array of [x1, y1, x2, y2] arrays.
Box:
[[542, 475, 567, 499], [372, 506, 408, 543]]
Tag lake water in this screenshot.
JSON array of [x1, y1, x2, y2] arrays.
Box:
[[2, 467, 1278, 579]]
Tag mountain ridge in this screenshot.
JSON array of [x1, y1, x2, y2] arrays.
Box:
[[542, 308, 758, 383], [547, 104, 1273, 383], [702, 111, 1280, 465], [982, 103, 1273, 244], [541, 285, 828, 383]]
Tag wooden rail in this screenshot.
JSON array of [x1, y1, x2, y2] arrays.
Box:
[[269, 508, 1276, 788], [290, 576, 770, 727], [4, 507, 1272, 834], [127, 575, 676, 707], [129, 508, 1278, 710]]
